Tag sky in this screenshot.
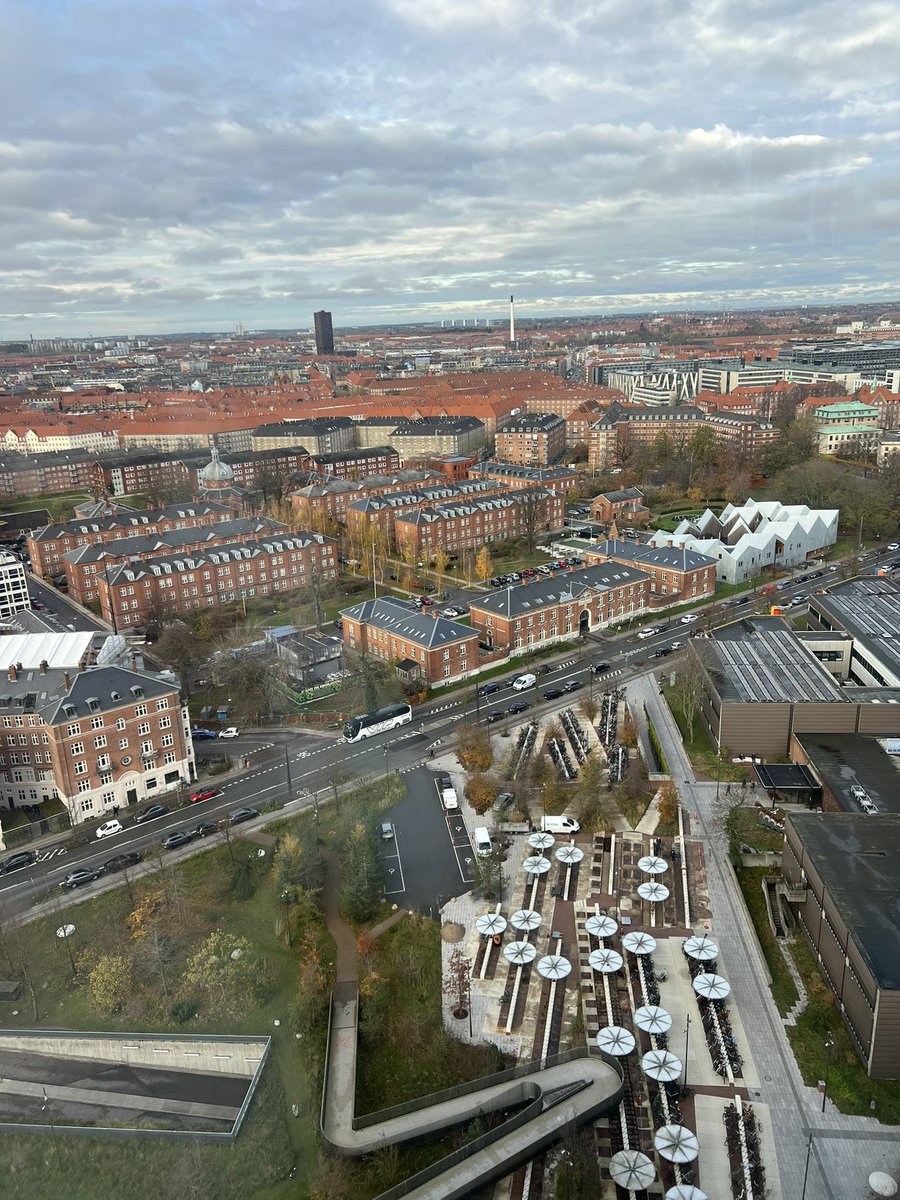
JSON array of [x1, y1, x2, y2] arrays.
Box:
[[2, 0, 900, 337]]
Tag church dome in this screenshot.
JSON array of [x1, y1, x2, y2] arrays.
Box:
[[199, 447, 234, 484]]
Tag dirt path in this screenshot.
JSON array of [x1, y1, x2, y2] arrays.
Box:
[[320, 846, 407, 984]]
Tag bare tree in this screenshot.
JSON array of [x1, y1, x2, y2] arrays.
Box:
[[442, 947, 472, 1018]]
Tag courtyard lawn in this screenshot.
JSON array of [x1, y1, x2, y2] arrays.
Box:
[[661, 686, 748, 783]]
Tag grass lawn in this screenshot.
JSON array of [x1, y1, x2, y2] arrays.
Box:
[[0, 838, 322, 1198], [786, 936, 900, 1124], [661, 687, 748, 782], [3, 492, 92, 524], [729, 804, 784, 853], [733, 866, 798, 1016]]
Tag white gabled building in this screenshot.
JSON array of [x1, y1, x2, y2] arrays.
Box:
[[647, 498, 839, 584], [0, 553, 30, 622]]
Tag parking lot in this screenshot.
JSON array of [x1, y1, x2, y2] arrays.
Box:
[[379, 767, 475, 913]]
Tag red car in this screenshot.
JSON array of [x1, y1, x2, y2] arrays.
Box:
[[420, 597, 434, 607], [190, 787, 221, 805]]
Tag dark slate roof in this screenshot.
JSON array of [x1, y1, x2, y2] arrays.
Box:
[[471, 461, 577, 483], [592, 538, 716, 571], [312, 445, 398, 464], [30, 501, 233, 542], [391, 417, 484, 435], [596, 487, 645, 504], [340, 596, 476, 647], [787, 811, 900, 990], [604, 402, 704, 424], [498, 412, 565, 432], [105, 530, 334, 582], [252, 418, 354, 436], [37, 665, 181, 725], [470, 564, 647, 618]]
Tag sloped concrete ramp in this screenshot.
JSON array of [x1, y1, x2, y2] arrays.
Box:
[[320, 983, 624, 1200]]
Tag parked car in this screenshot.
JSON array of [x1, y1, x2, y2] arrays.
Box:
[[162, 830, 195, 850], [218, 726, 240, 739], [190, 727, 217, 740], [888, 543, 899, 551], [193, 821, 220, 838], [60, 867, 102, 890], [227, 807, 260, 826], [0, 850, 38, 874], [680, 613, 698, 624], [420, 597, 434, 607], [133, 804, 169, 825], [478, 681, 501, 696], [102, 852, 143, 874], [637, 628, 655, 640], [507, 702, 529, 715], [654, 646, 673, 658], [190, 787, 220, 804], [95, 819, 123, 839], [670, 640, 685, 650], [511, 673, 536, 691], [486, 710, 504, 724], [493, 792, 514, 814], [592, 661, 611, 673], [542, 688, 563, 700], [380, 822, 394, 841], [563, 679, 583, 692]]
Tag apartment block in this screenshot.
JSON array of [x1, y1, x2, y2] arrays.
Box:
[[580, 538, 716, 606], [97, 530, 338, 627], [495, 412, 566, 466], [0, 660, 194, 826], [250, 418, 356, 455], [469, 461, 579, 495], [394, 488, 565, 557], [0, 553, 30, 621]]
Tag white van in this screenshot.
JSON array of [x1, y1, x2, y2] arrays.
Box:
[[511, 673, 536, 691], [540, 815, 580, 835], [473, 826, 493, 856]]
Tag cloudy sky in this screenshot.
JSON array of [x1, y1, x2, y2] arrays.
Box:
[[2, 0, 899, 336]]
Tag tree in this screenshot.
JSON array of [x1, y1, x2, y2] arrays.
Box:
[[457, 723, 493, 771], [669, 648, 710, 741], [576, 752, 617, 834], [620, 712, 637, 748], [215, 652, 282, 725], [340, 822, 382, 923], [276, 829, 323, 895], [442, 947, 472, 1019], [518, 488, 545, 555], [475, 545, 494, 583], [465, 773, 498, 814], [432, 545, 449, 593], [89, 954, 133, 1015], [253, 460, 288, 505], [469, 849, 504, 901], [155, 620, 205, 687], [657, 779, 679, 827]]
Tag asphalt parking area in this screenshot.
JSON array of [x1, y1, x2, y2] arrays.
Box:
[[379, 767, 475, 912]]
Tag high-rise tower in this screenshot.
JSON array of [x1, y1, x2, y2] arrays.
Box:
[[313, 310, 334, 356], [509, 294, 515, 346]]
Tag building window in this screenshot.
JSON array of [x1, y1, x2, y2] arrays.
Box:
[[70, 742, 84, 756], [138, 722, 151, 736], [66, 724, 81, 737], [94, 735, 107, 749], [79, 793, 94, 808], [74, 761, 88, 775], [115, 718, 126, 731]]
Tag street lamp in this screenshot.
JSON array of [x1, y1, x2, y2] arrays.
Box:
[[383, 744, 390, 778], [821, 1034, 836, 1112], [284, 744, 293, 799], [683, 1013, 691, 1091], [800, 1133, 813, 1200]]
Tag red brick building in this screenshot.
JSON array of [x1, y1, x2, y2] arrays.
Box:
[[469, 564, 649, 651], [344, 480, 502, 542], [340, 596, 479, 685], [288, 470, 442, 527], [468, 461, 579, 496], [589, 488, 651, 526], [394, 488, 565, 558], [97, 530, 337, 627], [580, 538, 716, 606], [27, 501, 235, 580]]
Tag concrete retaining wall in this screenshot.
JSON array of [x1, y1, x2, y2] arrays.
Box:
[[0, 1031, 268, 1079]]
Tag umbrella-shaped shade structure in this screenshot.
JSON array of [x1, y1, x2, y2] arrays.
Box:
[[555, 844, 584, 865], [503, 940, 537, 966], [635, 1004, 673, 1035], [655, 1124, 700, 1164], [589, 947, 624, 974], [683, 935, 719, 962], [623, 930, 657, 956], [638, 854, 668, 875], [527, 831, 555, 851], [869, 1172, 899, 1198], [641, 1049, 683, 1082], [510, 908, 542, 932], [638, 880, 670, 903], [609, 1149, 656, 1191], [522, 854, 551, 875], [693, 972, 731, 1001], [585, 913, 618, 939], [596, 1025, 636, 1056], [665, 1186, 709, 1200], [537, 954, 572, 981], [475, 912, 508, 937]]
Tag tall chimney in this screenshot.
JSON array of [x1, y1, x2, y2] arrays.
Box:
[[63, 670, 71, 689], [39, 660, 48, 674], [509, 293, 515, 346], [7, 665, 16, 682]]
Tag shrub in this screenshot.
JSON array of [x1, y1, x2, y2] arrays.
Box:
[[465, 773, 497, 814], [170, 998, 198, 1024]]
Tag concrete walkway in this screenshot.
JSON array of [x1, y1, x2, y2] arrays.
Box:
[[318, 852, 624, 1199], [628, 672, 900, 1200]]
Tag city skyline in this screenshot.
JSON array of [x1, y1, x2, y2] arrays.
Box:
[[2, 0, 899, 337]]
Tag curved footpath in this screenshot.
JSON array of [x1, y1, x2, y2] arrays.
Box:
[[318, 852, 624, 1200]]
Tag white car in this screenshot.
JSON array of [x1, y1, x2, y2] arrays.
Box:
[[680, 614, 698, 624], [637, 628, 655, 640], [218, 727, 240, 739], [511, 673, 536, 691], [888, 543, 899, 551], [96, 819, 123, 839]]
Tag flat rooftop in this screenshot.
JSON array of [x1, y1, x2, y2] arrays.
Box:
[[811, 577, 900, 682], [706, 617, 844, 704], [795, 733, 900, 817], [787, 812, 900, 990]]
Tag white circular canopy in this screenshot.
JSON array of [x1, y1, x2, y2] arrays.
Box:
[[641, 1049, 683, 1082], [638, 880, 670, 903], [692, 972, 731, 1000], [655, 1123, 700, 1164], [503, 940, 537, 965], [635, 1004, 673, 1034], [585, 913, 618, 939], [475, 912, 507, 937], [589, 947, 623, 974], [638, 854, 668, 875], [609, 1149, 655, 1190], [536, 954, 572, 981], [596, 1025, 636, 1056], [510, 908, 541, 932], [522, 854, 551, 875], [623, 930, 657, 955], [527, 831, 555, 851], [665, 1186, 709, 1200], [684, 935, 719, 962], [555, 844, 584, 865]]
